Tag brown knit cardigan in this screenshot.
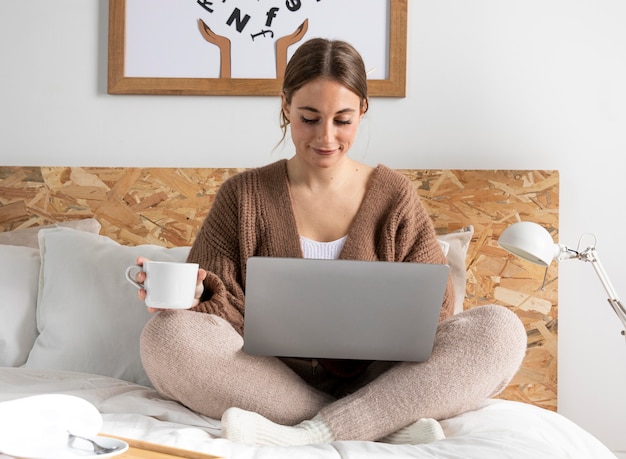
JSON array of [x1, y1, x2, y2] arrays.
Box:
[[188, 159, 455, 336]]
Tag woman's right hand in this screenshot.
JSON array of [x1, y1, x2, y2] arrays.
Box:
[[190, 265, 208, 309], [134, 256, 208, 313]]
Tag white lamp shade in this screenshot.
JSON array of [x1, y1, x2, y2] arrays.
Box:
[[498, 221, 557, 266]]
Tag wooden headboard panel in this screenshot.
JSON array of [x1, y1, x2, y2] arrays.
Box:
[[0, 167, 559, 411]]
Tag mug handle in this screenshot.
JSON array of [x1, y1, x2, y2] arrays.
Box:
[[125, 265, 143, 290]]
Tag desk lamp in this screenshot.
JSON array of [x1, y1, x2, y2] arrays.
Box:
[[498, 221, 626, 336]]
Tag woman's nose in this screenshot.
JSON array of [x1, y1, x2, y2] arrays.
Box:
[[318, 120, 335, 142]]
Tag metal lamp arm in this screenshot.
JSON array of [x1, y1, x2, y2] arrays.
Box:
[[577, 246, 626, 335]]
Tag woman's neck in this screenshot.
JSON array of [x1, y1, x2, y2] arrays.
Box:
[[286, 156, 365, 192], [285, 156, 374, 242]]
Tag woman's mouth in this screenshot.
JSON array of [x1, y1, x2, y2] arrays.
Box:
[[312, 147, 338, 156]]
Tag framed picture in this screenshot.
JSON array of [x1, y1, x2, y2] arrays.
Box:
[[108, 0, 407, 97]]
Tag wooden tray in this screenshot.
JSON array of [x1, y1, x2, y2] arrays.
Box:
[[103, 435, 223, 459]]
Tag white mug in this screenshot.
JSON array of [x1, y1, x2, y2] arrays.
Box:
[[125, 261, 199, 309]]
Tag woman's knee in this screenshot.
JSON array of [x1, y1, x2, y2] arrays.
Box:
[[140, 311, 242, 387], [142, 310, 240, 350], [436, 305, 527, 372], [441, 304, 525, 342], [476, 305, 527, 356]]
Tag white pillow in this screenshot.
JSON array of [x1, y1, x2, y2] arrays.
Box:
[[437, 239, 451, 257], [0, 245, 40, 366], [0, 218, 101, 249], [23, 227, 191, 387], [438, 225, 474, 314]]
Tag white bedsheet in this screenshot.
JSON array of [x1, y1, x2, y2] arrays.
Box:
[[0, 367, 616, 459]]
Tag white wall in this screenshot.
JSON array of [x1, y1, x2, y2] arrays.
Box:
[[2, 1, 626, 454]]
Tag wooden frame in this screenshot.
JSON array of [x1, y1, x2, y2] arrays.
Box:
[[108, 0, 407, 97]]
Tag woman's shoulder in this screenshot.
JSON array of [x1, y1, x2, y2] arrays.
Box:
[[220, 159, 287, 190], [376, 163, 411, 177], [371, 164, 415, 194]]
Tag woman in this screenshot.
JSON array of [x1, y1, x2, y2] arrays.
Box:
[[137, 38, 527, 446]]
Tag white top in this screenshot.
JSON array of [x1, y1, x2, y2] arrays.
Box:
[[300, 235, 347, 260]]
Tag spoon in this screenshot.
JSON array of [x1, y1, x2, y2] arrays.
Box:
[[67, 432, 121, 455]]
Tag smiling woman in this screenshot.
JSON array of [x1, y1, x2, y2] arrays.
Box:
[[122, 37, 530, 448]]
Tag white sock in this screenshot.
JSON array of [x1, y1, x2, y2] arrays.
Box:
[[221, 407, 335, 446], [381, 418, 445, 444]]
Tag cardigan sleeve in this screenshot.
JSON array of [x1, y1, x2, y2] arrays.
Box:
[[391, 173, 456, 322], [186, 176, 247, 335]]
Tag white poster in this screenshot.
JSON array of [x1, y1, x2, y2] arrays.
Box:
[[124, 0, 389, 80]]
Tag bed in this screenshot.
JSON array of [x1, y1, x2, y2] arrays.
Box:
[[0, 166, 615, 458]]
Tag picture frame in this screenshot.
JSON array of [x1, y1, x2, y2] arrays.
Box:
[[107, 0, 407, 97]]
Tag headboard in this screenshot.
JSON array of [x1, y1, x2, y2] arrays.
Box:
[[0, 166, 559, 411]]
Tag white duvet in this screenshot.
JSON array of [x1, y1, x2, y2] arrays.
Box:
[[0, 367, 616, 459]]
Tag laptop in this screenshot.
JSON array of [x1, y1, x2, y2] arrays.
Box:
[[243, 257, 450, 362]]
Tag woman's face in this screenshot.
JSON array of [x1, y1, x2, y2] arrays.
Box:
[[282, 78, 366, 169]]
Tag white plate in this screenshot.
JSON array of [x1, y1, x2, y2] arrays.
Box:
[[0, 435, 128, 459]]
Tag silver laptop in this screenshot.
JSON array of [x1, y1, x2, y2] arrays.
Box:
[[243, 257, 449, 362]]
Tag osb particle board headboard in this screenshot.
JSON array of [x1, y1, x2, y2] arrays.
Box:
[[0, 166, 559, 411]]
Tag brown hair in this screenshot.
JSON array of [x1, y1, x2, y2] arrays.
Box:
[[279, 38, 369, 142]]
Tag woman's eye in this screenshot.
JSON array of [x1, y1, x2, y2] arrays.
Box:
[[300, 116, 318, 124], [299, 116, 352, 126]]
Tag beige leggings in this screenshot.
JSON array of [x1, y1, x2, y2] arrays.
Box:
[[140, 305, 526, 441]]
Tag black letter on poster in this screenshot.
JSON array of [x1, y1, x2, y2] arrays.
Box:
[[197, 0, 215, 13], [266, 7, 279, 27], [226, 8, 251, 33], [285, 0, 302, 12]]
